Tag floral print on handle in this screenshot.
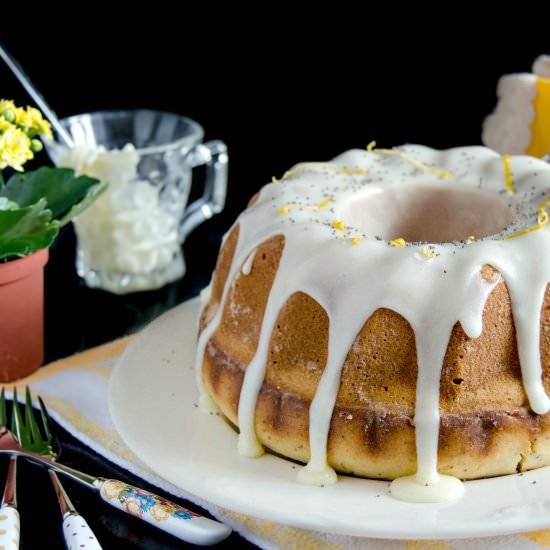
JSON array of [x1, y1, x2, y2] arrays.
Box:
[[99, 479, 232, 545], [100, 480, 200, 521]]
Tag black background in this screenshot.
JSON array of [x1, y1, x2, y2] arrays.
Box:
[[2, 17, 549, 224], [1, 13, 549, 549]]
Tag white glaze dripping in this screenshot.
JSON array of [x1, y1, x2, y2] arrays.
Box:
[[241, 249, 257, 276], [197, 145, 550, 503]]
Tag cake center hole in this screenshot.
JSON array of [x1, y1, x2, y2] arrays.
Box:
[[343, 185, 514, 243]]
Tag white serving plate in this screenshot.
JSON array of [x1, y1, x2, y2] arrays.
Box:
[[109, 297, 550, 539]]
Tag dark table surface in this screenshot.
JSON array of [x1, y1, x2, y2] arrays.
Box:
[[14, 217, 259, 549]]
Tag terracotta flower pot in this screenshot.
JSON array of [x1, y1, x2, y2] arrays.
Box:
[[0, 249, 49, 382]]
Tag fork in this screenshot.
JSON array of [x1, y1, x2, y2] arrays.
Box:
[[1, 389, 232, 546], [0, 389, 19, 549], [8, 388, 102, 549]]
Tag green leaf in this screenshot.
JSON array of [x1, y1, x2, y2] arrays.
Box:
[[0, 167, 105, 223], [25, 387, 41, 443], [56, 180, 108, 227], [38, 396, 53, 443], [0, 388, 6, 428], [11, 388, 31, 450], [0, 199, 59, 259]]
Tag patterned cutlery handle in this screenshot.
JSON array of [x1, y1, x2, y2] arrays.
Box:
[[0, 505, 19, 548], [99, 479, 232, 546], [62, 513, 102, 550]]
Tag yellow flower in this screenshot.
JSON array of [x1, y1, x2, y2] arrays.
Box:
[[14, 107, 30, 127], [0, 117, 14, 133], [26, 106, 53, 139], [15, 106, 53, 139], [0, 99, 16, 123], [0, 126, 33, 171], [0, 99, 16, 111]]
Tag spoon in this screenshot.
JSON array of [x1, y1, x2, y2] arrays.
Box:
[[0, 40, 74, 147]]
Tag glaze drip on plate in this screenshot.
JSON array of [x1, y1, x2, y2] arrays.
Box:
[[195, 145, 550, 503]]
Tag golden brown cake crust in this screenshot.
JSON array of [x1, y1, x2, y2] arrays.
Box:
[[199, 225, 550, 481]]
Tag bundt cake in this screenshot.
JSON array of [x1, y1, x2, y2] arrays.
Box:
[[196, 144, 550, 503]]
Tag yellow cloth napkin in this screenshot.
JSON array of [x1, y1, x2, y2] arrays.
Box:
[[12, 339, 550, 550]]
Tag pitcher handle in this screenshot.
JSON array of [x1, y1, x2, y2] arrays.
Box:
[[179, 140, 228, 241]]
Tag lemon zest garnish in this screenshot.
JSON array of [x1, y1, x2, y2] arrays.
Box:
[[504, 190, 550, 239], [339, 167, 369, 175], [366, 141, 452, 179], [331, 220, 345, 230], [272, 176, 278, 183], [316, 197, 333, 209], [420, 245, 436, 259], [351, 237, 362, 246], [389, 237, 406, 247], [505, 208, 549, 239], [502, 154, 515, 194], [277, 163, 369, 182], [278, 197, 333, 214]]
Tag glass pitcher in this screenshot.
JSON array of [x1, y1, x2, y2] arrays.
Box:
[[45, 110, 228, 294]]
